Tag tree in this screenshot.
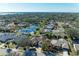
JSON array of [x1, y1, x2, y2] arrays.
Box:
[[16, 36, 33, 47], [41, 40, 50, 51], [39, 20, 46, 28], [65, 27, 79, 39], [45, 32, 52, 39], [34, 28, 40, 36]]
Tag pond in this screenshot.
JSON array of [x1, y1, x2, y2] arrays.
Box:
[[17, 25, 38, 34]]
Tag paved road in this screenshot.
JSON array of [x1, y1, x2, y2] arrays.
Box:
[[36, 51, 45, 56], [63, 51, 68, 56], [0, 49, 7, 56]]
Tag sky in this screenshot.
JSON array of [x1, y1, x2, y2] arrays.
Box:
[[0, 3, 79, 12]]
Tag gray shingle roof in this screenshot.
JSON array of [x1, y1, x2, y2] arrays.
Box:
[[51, 38, 69, 49], [74, 44, 79, 50], [0, 33, 27, 42]]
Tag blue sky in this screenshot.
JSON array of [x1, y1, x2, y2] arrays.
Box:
[[0, 3, 79, 12]]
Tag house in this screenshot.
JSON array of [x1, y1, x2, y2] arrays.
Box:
[[31, 35, 47, 44], [0, 33, 28, 42], [6, 22, 16, 31], [51, 38, 69, 56], [17, 22, 30, 27], [0, 33, 16, 42], [0, 20, 5, 26], [13, 34, 28, 41], [52, 28, 65, 35], [72, 37, 79, 55], [74, 44, 79, 51], [46, 25, 54, 29], [51, 38, 69, 49], [42, 29, 48, 33], [43, 24, 54, 32], [63, 51, 69, 56], [73, 44, 79, 55]]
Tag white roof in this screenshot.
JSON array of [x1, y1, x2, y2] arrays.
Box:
[[63, 51, 68, 56], [51, 39, 57, 45]]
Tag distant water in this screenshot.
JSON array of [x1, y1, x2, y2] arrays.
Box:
[[0, 12, 78, 15], [0, 12, 17, 15], [0, 12, 35, 15]]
